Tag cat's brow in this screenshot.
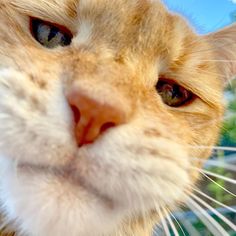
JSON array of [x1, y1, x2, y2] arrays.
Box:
[[8, 0, 78, 25], [164, 73, 222, 108], [65, 0, 79, 18]]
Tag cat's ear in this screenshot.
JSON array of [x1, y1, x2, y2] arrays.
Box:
[[205, 23, 236, 84]]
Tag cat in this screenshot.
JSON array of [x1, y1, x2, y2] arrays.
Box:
[[0, 0, 235, 235]]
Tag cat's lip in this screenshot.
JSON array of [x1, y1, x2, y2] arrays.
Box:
[[17, 161, 115, 207], [17, 161, 75, 178]]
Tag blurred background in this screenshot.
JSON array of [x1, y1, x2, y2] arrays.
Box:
[[163, 0, 236, 34], [155, 1, 236, 235]]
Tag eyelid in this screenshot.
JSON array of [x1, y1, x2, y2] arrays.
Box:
[[29, 17, 74, 39], [158, 77, 196, 95]]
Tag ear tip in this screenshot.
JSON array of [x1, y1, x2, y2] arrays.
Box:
[[206, 23, 236, 84]]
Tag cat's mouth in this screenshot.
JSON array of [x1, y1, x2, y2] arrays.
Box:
[[17, 159, 116, 205], [17, 162, 69, 176], [17, 154, 83, 182]]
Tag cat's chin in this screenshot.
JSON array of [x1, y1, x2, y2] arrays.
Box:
[[0, 157, 126, 236], [0, 133, 190, 236]]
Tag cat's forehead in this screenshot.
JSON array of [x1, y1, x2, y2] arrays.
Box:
[[8, 0, 164, 17], [8, 0, 175, 56], [8, 0, 168, 41]]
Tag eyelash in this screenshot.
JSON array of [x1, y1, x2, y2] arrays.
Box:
[[30, 18, 73, 48]]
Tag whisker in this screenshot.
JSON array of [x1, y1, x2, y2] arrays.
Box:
[[158, 207, 171, 236], [168, 210, 187, 236], [174, 209, 201, 236], [211, 146, 236, 152], [192, 187, 236, 213], [199, 171, 236, 198], [162, 208, 179, 236], [190, 193, 236, 232], [186, 197, 229, 236], [193, 167, 236, 185], [189, 145, 236, 152], [190, 157, 236, 172]]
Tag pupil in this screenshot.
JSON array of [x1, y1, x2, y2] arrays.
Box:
[[172, 84, 180, 99], [62, 34, 72, 46], [48, 27, 59, 41]]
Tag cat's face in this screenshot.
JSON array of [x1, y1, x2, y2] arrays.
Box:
[[0, 0, 235, 235]]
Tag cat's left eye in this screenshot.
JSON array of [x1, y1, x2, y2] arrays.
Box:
[[30, 18, 73, 48], [156, 79, 194, 107]]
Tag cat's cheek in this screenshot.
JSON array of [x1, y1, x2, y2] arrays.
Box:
[[74, 126, 191, 213], [0, 69, 77, 166]]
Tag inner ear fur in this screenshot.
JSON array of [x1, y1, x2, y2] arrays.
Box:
[[205, 23, 236, 84]]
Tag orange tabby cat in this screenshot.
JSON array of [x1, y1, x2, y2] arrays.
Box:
[[0, 0, 235, 235]]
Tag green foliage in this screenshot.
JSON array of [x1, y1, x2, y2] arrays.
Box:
[[222, 12, 236, 145], [222, 116, 236, 143], [206, 151, 233, 207], [207, 167, 233, 207], [221, 79, 236, 146], [229, 100, 236, 111]]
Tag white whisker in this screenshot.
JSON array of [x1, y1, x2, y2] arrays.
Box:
[[162, 208, 179, 236], [158, 207, 171, 236], [190, 193, 236, 232], [192, 187, 236, 213], [186, 197, 229, 236], [190, 157, 236, 172], [189, 145, 236, 152], [168, 210, 187, 236], [174, 209, 201, 236], [193, 167, 236, 185], [199, 171, 236, 198]]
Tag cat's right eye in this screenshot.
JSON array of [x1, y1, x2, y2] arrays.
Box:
[[156, 79, 194, 107], [30, 18, 73, 48]]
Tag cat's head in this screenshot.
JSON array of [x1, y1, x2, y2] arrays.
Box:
[[0, 0, 235, 235]]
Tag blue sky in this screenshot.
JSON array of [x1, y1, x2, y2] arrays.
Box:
[[163, 0, 236, 34]]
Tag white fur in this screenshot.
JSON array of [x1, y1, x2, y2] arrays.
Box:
[[75, 21, 93, 45]]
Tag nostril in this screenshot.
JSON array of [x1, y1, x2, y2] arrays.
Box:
[[67, 91, 128, 146], [100, 122, 116, 133], [70, 105, 81, 124]]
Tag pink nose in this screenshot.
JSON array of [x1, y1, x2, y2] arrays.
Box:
[[67, 90, 127, 146]]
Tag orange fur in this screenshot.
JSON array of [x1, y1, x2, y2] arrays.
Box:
[[0, 0, 235, 235]]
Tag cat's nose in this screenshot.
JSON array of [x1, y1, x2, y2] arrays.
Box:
[[67, 90, 127, 147]]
